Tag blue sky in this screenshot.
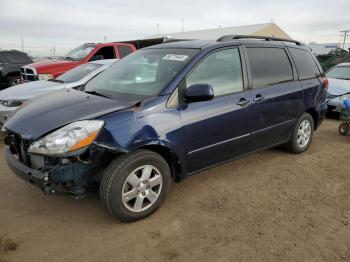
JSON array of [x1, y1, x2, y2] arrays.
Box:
[[0, 0, 349, 56]]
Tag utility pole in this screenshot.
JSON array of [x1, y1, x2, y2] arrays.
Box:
[[181, 19, 184, 32], [104, 35, 107, 43], [52, 42, 56, 57], [340, 30, 350, 49], [20, 35, 24, 52], [156, 22, 160, 35]]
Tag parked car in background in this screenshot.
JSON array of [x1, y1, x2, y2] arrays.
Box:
[[19, 38, 178, 82], [0, 59, 117, 126], [3, 36, 327, 222], [0, 50, 33, 88], [326, 63, 350, 114], [20, 43, 135, 82]]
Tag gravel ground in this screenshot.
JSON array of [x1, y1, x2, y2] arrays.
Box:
[[1, 119, 350, 262]]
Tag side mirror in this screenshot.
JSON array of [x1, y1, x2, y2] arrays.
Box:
[[185, 83, 214, 102]]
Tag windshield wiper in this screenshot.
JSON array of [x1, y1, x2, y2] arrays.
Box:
[[85, 90, 110, 98], [63, 56, 75, 61], [337, 77, 350, 80], [48, 79, 64, 83]]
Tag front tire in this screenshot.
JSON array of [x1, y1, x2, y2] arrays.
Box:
[[286, 113, 314, 154], [100, 150, 171, 222], [7, 75, 21, 87]]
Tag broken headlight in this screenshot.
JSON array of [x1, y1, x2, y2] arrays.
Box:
[[28, 120, 104, 156]]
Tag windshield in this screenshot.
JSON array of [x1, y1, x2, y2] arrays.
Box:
[[84, 48, 199, 100], [56, 63, 102, 83], [63, 45, 95, 61], [326, 66, 350, 80]]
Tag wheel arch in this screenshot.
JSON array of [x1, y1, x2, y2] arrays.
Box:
[[6, 71, 20, 79], [138, 144, 182, 182], [305, 107, 319, 130]]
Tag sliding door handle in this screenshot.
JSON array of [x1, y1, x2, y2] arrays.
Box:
[[237, 98, 250, 106], [253, 95, 265, 102]]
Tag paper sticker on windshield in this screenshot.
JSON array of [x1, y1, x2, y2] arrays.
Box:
[[162, 54, 189, 61]]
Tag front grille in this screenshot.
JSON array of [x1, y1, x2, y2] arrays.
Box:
[[20, 67, 37, 81], [5, 131, 32, 167]]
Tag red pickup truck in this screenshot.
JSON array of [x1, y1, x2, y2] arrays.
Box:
[[20, 42, 136, 81], [20, 38, 181, 82]]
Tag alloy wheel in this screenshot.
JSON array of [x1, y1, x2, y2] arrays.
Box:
[[121, 165, 163, 213], [297, 120, 312, 148]]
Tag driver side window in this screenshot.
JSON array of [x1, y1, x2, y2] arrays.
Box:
[[90, 46, 116, 61], [186, 48, 243, 97]]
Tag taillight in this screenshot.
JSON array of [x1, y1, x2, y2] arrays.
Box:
[[321, 77, 329, 90]]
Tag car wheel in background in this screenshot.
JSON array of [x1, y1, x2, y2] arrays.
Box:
[[99, 149, 171, 222], [339, 123, 349, 136], [286, 113, 314, 154], [7, 75, 21, 87]]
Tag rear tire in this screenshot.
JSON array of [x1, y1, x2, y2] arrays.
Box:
[[339, 123, 349, 136], [99, 150, 171, 222], [286, 113, 314, 154]]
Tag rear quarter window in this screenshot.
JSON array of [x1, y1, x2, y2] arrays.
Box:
[[289, 48, 320, 80], [246, 47, 293, 88]]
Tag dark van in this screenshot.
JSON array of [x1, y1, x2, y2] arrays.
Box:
[[3, 35, 328, 222]]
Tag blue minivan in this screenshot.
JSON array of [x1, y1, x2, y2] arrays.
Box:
[[3, 36, 328, 222]]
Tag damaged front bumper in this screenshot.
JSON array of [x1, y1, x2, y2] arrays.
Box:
[[5, 145, 102, 198], [5, 146, 49, 190], [4, 136, 118, 199]]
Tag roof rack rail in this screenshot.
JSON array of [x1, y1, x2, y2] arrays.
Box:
[[217, 35, 304, 46]]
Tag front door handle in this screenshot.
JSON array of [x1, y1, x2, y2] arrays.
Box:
[[253, 94, 265, 102], [237, 98, 250, 106]]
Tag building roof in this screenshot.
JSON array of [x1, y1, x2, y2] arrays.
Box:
[[147, 23, 292, 41]]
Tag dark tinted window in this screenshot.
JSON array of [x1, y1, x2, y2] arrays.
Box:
[[290, 48, 320, 80], [186, 48, 243, 96], [246, 47, 293, 88], [118, 46, 133, 58], [0, 52, 32, 63]]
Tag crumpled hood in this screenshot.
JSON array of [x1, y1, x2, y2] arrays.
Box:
[[328, 78, 350, 96], [4, 89, 137, 140], [26, 60, 80, 71], [0, 80, 64, 101]]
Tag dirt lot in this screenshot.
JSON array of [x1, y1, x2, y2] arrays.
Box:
[[0, 119, 350, 262]]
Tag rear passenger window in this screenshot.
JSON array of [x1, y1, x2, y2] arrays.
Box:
[[118, 46, 133, 58], [246, 47, 293, 88], [186, 48, 243, 96], [289, 48, 320, 80]]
